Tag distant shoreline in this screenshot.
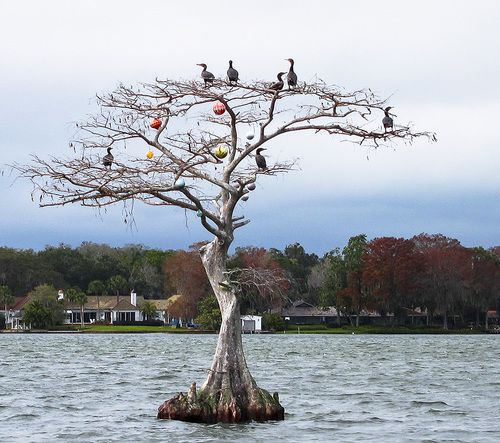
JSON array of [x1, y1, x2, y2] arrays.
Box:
[[2, 329, 496, 335], [1, 329, 216, 334]]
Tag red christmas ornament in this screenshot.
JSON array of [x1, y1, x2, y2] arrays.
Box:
[[150, 119, 162, 129], [213, 102, 226, 115]]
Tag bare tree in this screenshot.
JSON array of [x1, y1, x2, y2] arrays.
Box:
[[13, 73, 435, 423]]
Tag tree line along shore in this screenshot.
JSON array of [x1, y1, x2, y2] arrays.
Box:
[[1, 233, 499, 332]]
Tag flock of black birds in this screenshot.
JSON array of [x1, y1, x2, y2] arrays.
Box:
[[197, 58, 297, 91], [101, 60, 395, 171]]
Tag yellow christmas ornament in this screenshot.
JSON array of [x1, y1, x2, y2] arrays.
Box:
[[215, 145, 228, 159], [146, 150, 154, 159]]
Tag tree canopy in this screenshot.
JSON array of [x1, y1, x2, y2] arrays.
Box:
[[23, 284, 65, 329]]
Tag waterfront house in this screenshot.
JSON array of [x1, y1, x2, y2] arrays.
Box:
[[271, 300, 412, 326], [271, 300, 339, 325], [63, 291, 147, 325], [150, 297, 182, 325], [5, 296, 34, 329]]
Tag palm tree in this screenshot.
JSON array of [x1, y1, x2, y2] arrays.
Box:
[[139, 301, 157, 321], [108, 275, 128, 323], [0, 285, 14, 328], [74, 292, 88, 328], [87, 280, 106, 323]]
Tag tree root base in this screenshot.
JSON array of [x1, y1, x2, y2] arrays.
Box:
[[157, 382, 285, 423]]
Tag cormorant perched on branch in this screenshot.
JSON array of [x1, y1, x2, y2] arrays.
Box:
[[383, 106, 394, 132], [255, 148, 267, 170], [103, 147, 113, 169], [269, 72, 285, 92], [286, 58, 297, 88], [227, 60, 238, 84], [197, 63, 215, 87]]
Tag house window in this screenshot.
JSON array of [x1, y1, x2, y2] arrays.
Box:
[[119, 312, 136, 322]]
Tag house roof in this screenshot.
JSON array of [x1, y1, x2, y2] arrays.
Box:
[[10, 295, 36, 311], [151, 299, 176, 310], [271, 300, 339, 317], [241, 315, 262, 320], [64, 295, 145, 311]]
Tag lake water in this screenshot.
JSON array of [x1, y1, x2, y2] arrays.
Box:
[[1, 333, 499, 442]]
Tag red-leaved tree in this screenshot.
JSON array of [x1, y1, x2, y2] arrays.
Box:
[[163, 242, 213, 321], [362, 237, 425, 325], [412, 233, 470, 329]]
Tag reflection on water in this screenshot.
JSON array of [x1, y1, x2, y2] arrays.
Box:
[[1, 333, 499, 442]]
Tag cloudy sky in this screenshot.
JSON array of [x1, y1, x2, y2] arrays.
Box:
[[1, 0, 498, 256]]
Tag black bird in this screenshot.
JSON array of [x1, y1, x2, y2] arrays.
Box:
[[255, 148, 267, 170], [227, 60, 239, 84], [103, 147, 113, 169], [197, 63, 215, 87], [382, 106, 394, 132], [269, 72, 286, 92], [286, 58, 297, 88]]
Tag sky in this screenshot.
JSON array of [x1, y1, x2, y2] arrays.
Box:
[[0, 0, 499, 256]]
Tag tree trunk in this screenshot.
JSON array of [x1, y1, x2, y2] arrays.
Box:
[[157, 239, 284, 423], [443, 309, 448, 330]]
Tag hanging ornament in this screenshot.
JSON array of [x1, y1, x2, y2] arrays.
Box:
[[196, 210, 203, 217], [174, 178, 185, 189], [146, 150, 154, 159], [213, 102, 226, 115], [246, 131, 255, 140], [242, 195, 249, 201], [214, 145, 228, 159], [247, 183, 256, 191], [150, 118, 162, 129], [219, 280, 231, 291]]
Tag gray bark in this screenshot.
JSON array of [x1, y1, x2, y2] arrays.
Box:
[[157, 239, 284, 422]]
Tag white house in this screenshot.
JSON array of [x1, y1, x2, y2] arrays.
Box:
[[241, 315, 262, 333], [63, 291, 145, 324]]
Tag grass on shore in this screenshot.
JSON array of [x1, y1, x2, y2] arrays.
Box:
[[51, 324, 202, 333], [283, 324, 484, 334], [45, 323, 487, 334]]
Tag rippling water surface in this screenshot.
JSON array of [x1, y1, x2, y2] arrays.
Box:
[[1, 333, 499, 442]]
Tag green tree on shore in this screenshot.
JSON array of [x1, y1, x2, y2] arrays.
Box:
[[87, 280, 106, 323], [195, 295, 221, 331], [139, 300, 157, 321], [23, 285, 65, 329]]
